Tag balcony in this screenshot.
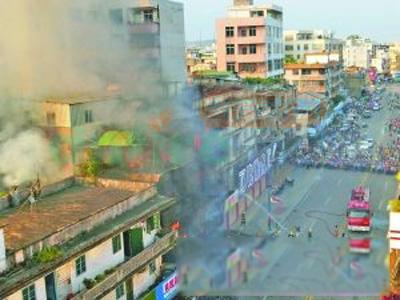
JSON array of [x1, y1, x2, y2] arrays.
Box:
[[72, 232, 177, 300], [236, 53, 266, 63], [128, 22, 160, 34]]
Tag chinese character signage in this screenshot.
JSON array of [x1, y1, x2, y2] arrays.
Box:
[[156, 271, 179, 300], [235, 143, 279, 194]]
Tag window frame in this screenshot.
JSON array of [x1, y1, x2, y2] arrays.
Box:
[[226, 44, 235, 55], [116, 283, 125, 299], [75, 255, 87, 276], [143, 9, 154, 23], [149, 260, 157, 274], [249, 44, 257, 54], [84, 110, 93, 124], [249, 26, 256, 37], [112, 234, 122, 254], [22, 284, 36, 300], [226, 62, 235, 73], [225, 26, 234, 37]]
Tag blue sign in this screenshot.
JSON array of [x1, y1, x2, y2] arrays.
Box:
[[155, 271, 179, 300]]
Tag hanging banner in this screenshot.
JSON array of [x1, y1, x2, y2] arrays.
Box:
[[235, 143, 280, 194]]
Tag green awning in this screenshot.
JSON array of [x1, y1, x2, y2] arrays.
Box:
[[98, 131, 134, 147]]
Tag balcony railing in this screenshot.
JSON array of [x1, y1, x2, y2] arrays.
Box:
[[72, 232, 177, 300]]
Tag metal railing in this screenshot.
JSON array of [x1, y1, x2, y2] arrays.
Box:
[[72, 232, 176, 300]]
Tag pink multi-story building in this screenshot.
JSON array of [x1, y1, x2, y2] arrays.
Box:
[[216, 0, 284, 78]]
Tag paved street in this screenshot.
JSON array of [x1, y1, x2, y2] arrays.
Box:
[[228, 85, 400, 295], [182, 85, 400, 296]]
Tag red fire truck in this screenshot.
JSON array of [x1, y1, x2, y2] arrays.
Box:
[[347, 186, 372, 254]]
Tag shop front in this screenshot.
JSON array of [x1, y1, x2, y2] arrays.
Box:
[[226, 249, 248, 288], [224, 191, 239, 230]]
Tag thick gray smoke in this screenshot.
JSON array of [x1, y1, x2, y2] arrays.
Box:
[[0, 130, 58, 187], [0, 0, 166, 187]]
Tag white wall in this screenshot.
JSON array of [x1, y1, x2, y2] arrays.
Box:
[[132, 255, 162, 298], [71, 234, 125, 293], [5, 277, 47, 300], [158, 0, 186, 96], [0, 228, 6, 273]]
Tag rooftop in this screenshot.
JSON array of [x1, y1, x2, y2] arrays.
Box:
[[0, 184, 135, 251], [285, 63, 331, 69], [0, 193, 175, 297], [296, 98, 321, 112], [41, 91, 126, 105]]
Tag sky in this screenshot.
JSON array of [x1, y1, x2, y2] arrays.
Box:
[[180, 0, 400, 43]]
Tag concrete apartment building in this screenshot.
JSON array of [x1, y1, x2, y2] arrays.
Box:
[[72, 0, 186, 97], [216, 0, 284, 78], [284, 52, 343, 100], [371, 44, 390, 74], [389, 43, 400, 76], [186, 43, 217, 75], [283, 30, 343, 62], [343, 35, 373, 69], [0, 176, 178, 300]]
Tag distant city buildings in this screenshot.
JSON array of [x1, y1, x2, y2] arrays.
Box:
[[389, 43, 400, 76], [371, 44, 390, 74], [283, 30, 343, 63], [284, 52, 344, 101], [186, 42, 217, 75], [215, 0, 284, 78], [343, 35, 373, 69]]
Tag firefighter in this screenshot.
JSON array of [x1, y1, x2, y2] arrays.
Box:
[[334, 225, 339, 237], [241, 212, 246, 226]]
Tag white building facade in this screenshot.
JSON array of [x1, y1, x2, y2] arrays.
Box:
[[343, 35, 373, 69], [283, 30, 343, 63]]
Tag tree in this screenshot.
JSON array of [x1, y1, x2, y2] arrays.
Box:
[[284, 55, 298, 65]]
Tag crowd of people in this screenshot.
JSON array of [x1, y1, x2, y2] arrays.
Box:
[[292, 88, 400, 175]]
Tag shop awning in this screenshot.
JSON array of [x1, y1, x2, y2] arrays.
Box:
[[97, 130, 134, 147]]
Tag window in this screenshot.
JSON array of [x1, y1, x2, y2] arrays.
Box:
[[268, 60, 273, 71], [304, 44, 309, 51], [239, 28, 247, 37], [226, 44, 235, 55], [285, 45, 294, 51], [112, 235, 122, 254], [22, 284, 36, 300], [75, 255, 86, 276], [46, 112, 56, 126], [249, 44, 257, 54], [226, 63, 235, 72], [146, 216, 155, 233], [293, 69, 299, 75], [225, 26, 234, 37], [116, 283, 125, 299], [297, 54, 301, 59], [240, 47, 247, 55], [301, 69, 312, 75], [268, 43, 272, 55], [297, 45, 301, 51], [84, 110, 93, 124], [249, 26, 256, 37], [109, 9, 123, 25], [143, 9, 154, 22], [149, 260, 157, 274], [319, 69, 326, 75], [240, 63, 256, 72]]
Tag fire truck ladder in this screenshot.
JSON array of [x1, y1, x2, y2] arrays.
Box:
[[391, 255, 400, 288]]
